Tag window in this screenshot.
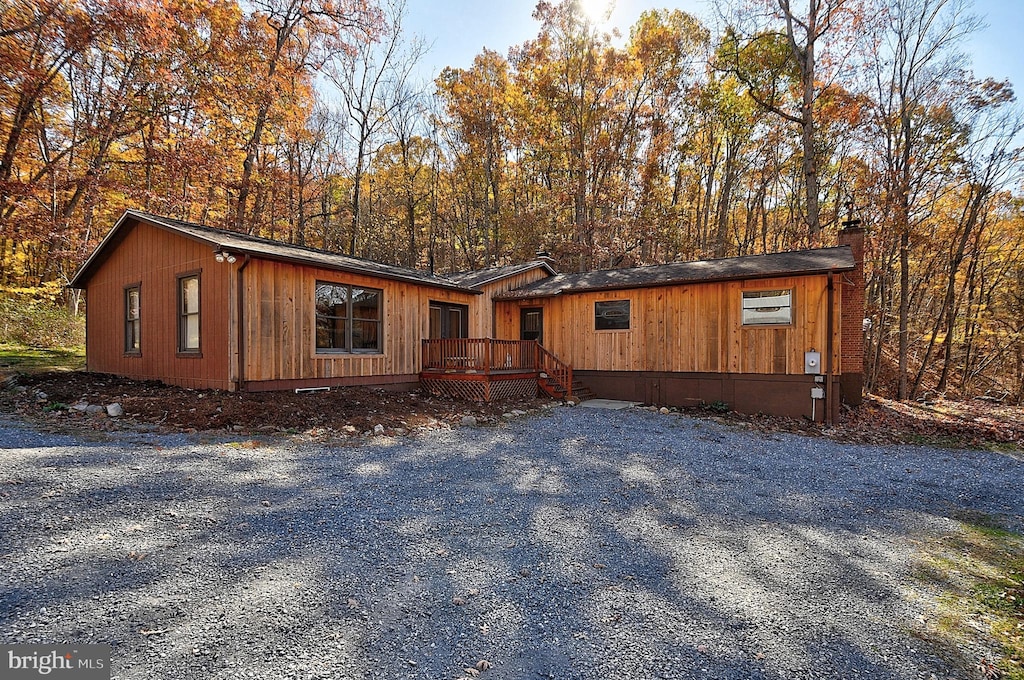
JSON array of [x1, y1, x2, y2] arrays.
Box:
[[595, 300, 630, 330], [178, 274, 201, 352], [315, 282, 382, 353], [125, 285, 141, 353], [742, 289, 793, 326]]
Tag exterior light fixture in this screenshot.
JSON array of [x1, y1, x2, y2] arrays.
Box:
[[215, 252, 225, 263], [214, 251, 237, 264], [226, 253, 237, 264]]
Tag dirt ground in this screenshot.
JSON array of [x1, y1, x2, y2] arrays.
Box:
[[0, 371, 549, 436], [1, 370, 1022, 450]]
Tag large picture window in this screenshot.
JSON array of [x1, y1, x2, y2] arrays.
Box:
[[742, 289, 793, 326], [595, 300, 630, 330], [178, 274, 201, 352], [125, 285, 141, 354], [315, 282, 382, 353]]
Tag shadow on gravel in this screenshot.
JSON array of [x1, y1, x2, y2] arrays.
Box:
[[1, 407, 1021, 679]]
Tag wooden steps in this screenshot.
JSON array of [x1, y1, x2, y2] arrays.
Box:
[[538, 375, 593, 402]]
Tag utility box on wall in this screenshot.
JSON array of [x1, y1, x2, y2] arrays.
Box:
[[804, 350, 821, 375]]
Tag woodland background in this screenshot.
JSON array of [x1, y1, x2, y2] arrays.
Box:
[[1, 0, 1022, 403]]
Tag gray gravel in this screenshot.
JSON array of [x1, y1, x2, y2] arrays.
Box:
[[1, 406, 1021, 679]]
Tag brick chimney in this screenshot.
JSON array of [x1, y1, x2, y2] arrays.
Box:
[[838, 221, 865, 405]]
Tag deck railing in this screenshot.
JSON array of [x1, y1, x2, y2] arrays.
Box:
[[421, 338, 538, 373], [422, 338, 575, 399]]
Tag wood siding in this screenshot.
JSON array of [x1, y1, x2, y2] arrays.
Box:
[[240, 258, 479, 384], [470, 267, 552, 338], [493, 275, 842, 376], [83, 219, 231, 389]]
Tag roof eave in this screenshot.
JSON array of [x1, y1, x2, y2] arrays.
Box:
[[229, 249, 483, 294], [494, 264, 854, 300], [452, 261, 557, 289], [71, 210, 481, 294]]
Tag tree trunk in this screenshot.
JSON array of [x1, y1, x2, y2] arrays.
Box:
[[898, 230, 909, 400]]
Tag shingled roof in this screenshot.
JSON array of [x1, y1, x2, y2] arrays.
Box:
[[70, 210, 479, 294], [493, 246, 855, 300], [445, 260, 556, 288]]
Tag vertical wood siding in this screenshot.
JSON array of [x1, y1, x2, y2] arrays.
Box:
[[84, 220, 231, 389], [241, 259, 479, 382], [493, 275, 842, 376], [468, 267, 553, 338]]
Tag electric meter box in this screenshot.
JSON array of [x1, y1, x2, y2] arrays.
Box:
[[804, 350, 821, 374]]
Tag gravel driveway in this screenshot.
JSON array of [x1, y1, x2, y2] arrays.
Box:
[[1, 406, 1021, 679]]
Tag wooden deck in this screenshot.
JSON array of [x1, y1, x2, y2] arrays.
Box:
[[420, 338, 577, 402]]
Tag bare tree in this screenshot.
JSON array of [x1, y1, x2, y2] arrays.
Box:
[[863, 0, 978, 400], [233, 0, 379, 233], [327, 0, 426, 255]]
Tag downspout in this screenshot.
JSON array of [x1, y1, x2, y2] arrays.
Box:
[[825, 272, 835, 426], [236, 255, 251, 391]]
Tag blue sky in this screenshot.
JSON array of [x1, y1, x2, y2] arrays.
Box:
[[405, 0, 1024, 91]]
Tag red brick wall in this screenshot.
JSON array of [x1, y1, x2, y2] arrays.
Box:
[[838, 226, 865, 404]]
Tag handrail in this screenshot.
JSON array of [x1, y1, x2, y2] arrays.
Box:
[[536, 342, 572, 399], [422, 338, 574, 400], [421, 338, 538, 372]]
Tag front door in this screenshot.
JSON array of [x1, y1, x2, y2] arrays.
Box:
[[429, 302, 468, 339], [520, 307, 543, 343]]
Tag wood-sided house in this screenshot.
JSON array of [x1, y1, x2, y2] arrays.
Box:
[[70, 210, 864, 421]]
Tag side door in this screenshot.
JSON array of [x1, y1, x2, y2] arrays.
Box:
[[520, 307, 543, 343]]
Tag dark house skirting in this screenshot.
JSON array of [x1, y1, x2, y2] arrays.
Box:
[[574, 371, 852, 422]]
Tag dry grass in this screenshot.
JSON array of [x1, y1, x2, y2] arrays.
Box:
[[913, 512, 1024, 679]]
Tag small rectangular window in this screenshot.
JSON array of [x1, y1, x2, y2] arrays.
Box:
[[125, 285, 141, 353], [595, 300, 630, 330], [315, 282, 382, 353], [179, 274, 201, 352], [742, 289, 792, 326]]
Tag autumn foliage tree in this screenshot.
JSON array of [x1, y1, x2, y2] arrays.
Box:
[[1, 0, 1022, 403]]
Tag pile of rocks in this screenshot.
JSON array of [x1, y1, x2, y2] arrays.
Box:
[[69, 400, 124, 418]]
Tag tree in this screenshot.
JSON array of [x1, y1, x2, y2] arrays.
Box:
[[861, 0, 979, 399], [716, 0, 859, 238], [436, 49, 517, 267], [328, 0, 425, 255], [233, 0, 380, 232]]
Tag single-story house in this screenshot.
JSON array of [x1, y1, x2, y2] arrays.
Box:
[[70, 210, 865, 421]]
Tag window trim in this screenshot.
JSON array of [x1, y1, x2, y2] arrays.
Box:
[[594, 299, 631, 331], [314, 281, 383, 354], [741, 288, 794, 327], [177, 271, 202, 356], [124, 282, 141, 356]]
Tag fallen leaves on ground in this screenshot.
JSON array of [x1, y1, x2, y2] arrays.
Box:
[[688, 394, 1023, 451]]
